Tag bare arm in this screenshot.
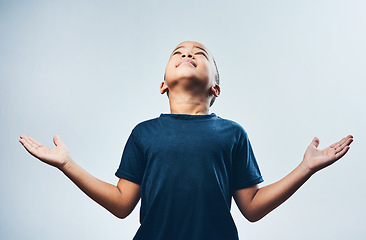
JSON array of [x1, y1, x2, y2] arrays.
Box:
[[234, 135, 353, 222], [19, 134, 140, 219]]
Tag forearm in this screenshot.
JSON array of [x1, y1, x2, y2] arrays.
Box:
[[60, 159, 125, 218], [235, 136, 352, 222], [247, 163, 313, 222]]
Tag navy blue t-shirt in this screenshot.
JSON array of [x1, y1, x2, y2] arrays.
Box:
[[115, 113, 263, 240]]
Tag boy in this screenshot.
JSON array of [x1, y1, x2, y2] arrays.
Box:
[[19, 41, 353, 240]]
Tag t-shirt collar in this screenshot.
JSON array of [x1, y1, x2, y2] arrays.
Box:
[[159, 113, 217, 120]]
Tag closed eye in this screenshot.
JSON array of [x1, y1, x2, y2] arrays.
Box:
[[196, 52, 208, 59], [172, 51, 181, 55]]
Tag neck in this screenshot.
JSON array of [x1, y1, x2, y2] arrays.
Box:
[[168, 93, 210, 115]]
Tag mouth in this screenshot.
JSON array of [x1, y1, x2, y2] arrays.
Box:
[[177, 59, 196, 67]]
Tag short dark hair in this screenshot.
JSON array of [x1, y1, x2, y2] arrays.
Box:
[[164, 56, 220, 107]]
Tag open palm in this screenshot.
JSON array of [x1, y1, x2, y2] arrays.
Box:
[[19, 134, 71, 169], [303, 135, 353, 173]]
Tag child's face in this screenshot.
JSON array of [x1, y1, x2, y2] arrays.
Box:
[[161, 41, 217, 96]]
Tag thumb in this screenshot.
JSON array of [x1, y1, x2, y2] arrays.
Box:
[[311, 137, 320, 148], [53, 134, 63, 147]]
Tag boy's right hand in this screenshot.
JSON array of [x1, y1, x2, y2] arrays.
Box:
[[19, 134, 72, 170]]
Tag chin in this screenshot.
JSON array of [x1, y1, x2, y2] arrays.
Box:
[[165, 70, 210, 87]]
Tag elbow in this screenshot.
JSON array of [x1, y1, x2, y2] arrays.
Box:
[[114, 213, 128, 219], [114, 211, 130, 219], [246, 216, 261, 223], [111, 209, 131, 219], [115, 213, 126, 219], [244, 212, 266, 223]]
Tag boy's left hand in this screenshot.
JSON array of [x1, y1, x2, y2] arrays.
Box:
[[301, 135, 353, 174]]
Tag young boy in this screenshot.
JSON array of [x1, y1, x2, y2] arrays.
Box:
[[19, 41, 353, 240]]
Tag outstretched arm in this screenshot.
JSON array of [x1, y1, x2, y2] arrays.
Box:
[[19, 134, 140, 219], [234, 135, 353, 222]]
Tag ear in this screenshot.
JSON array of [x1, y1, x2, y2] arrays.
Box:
[[160, 81, 169, 94], [210, 84, 221, 97]]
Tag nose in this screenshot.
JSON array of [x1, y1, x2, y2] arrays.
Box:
[[181, 51, 193, 59]]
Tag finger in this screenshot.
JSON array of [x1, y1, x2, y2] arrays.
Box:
[[334, 137, 347, 148], [335, 136, 353, 150], [335, 138, 353, 154], [53, 134, 63, 147], [19, 138, 38, 155], [331, 135, 349, 149], [312, 137, 320, 148], [23, 136, 39, 149], [28, 136, 43, 147], [335, 146, 350, 160], [341, 137, 353, 148]]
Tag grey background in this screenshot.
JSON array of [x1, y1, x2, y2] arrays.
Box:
[[1, 0, 365, 239]]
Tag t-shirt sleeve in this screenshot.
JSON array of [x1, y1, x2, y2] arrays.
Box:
[[115, 128, 145, 185], [232, 129, 263, 190]]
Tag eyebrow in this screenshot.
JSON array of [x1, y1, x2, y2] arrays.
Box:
[[172, 45, 209, 56]]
